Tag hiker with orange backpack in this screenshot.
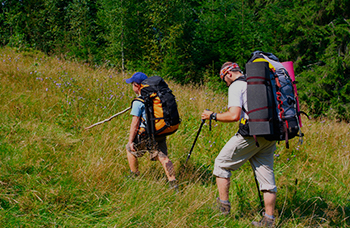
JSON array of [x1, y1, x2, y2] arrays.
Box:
[[125, 72, 179, 190], [201, 62, 277, 227]]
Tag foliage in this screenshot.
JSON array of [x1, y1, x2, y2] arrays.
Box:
[[0, 0, 350, 120]]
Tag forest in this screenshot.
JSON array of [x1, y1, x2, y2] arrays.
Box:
[[1, 0, 350, 120]]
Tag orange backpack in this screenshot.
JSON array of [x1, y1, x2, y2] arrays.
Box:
[[132, 76, 181, 138]]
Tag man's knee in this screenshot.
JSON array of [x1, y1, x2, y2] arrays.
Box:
[[126, 149, 136, 157], [261, 187, 277, 193], [213, 163, 232, 179], [156, 153, 170, 163]]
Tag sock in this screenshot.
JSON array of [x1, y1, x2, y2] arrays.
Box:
[[169, 179, 178, 186], [130, 170, 140, 176], [264, 214, 275, 220], [219, 199, 230, 204]]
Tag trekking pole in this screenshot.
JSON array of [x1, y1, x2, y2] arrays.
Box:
[[184, 119, 205, 166], [84, 107, 131, 130]]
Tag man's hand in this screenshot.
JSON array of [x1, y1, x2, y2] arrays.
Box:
[[201, 109, 213, 120], [201, 107, 242, 123]]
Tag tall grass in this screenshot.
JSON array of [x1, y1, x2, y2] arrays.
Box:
[[0, 47, 349, 227]]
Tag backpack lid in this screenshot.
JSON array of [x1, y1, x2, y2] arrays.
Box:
[[140, 76, 171, 95], [251, 51, 279, 62]]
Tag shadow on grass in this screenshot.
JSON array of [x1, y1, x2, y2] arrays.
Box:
[[135, 155, 216, 186], [176, 158, 215, 187], [176, 158, 350, 227], [276, 182, 350, 227], [123, 152, 349, 227]]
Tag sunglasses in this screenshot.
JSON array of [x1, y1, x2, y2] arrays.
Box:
[[222, 72, 228, 83]]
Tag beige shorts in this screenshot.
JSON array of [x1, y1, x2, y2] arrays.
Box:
[[126, 135, 168, 161], [213, 133, 277, 192]]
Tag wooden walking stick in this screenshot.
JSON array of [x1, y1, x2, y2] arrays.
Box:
[[84, 107, 131, 130]]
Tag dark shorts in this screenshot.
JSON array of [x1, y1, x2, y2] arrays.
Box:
[[126, 135, 168, 161]]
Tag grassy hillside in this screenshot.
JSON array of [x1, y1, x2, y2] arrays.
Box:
[[0, 47, 349, 227]]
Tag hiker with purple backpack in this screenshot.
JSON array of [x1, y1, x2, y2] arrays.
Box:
[[201, 62, 277, 227]]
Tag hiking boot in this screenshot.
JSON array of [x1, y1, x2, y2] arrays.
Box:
[[215, 197, 231, 216], [252, 213, 275, 227], [168, 179, 179, 193]]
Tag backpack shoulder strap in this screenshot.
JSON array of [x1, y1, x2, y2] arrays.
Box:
[[233, 75, 248, 114], [131, 97, 144, 107], [234, 75, 247, 82], [130, 97, 147, 124]]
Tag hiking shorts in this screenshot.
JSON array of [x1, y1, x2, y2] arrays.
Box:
[[126, 135, 168, 161], [213, 133, 277, 193]]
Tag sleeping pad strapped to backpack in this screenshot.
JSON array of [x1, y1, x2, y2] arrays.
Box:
[[242, 51, 304, 148], [132, 76, 181, 144]]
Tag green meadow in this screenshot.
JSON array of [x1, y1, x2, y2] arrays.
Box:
[[0, 47, 349, 227]]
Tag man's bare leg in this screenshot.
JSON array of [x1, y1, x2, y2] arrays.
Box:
[[263, 191, 276, 216], [157, 155, 176, 181], [216, 177, 230, 201], [127, 150, 140, 175]]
